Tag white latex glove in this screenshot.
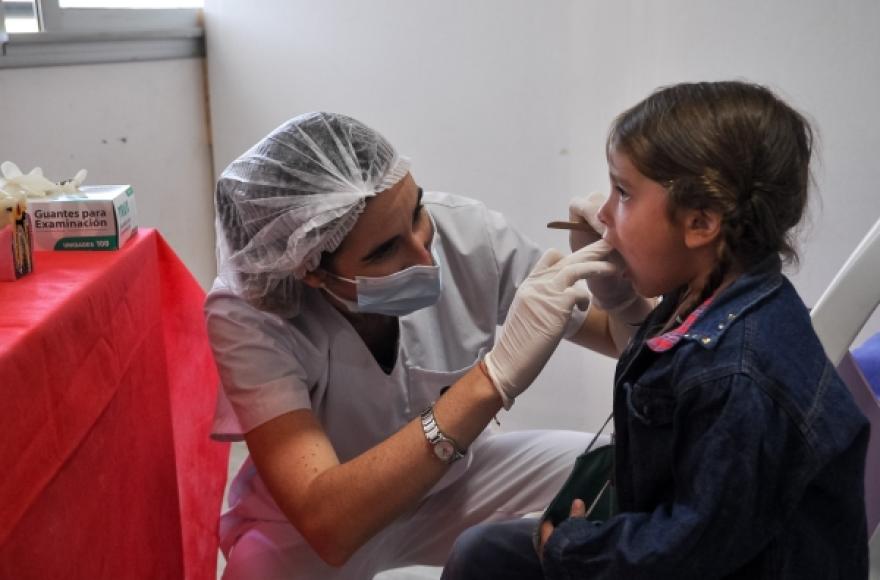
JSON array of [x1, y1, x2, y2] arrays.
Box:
[[568, 193, 640, 313], [484, 241, 616, 409], [568, 192, 606, 252], [0, 161, 87, 197]]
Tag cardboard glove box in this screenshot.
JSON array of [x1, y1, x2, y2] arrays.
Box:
[[27, 185, 138, 251]]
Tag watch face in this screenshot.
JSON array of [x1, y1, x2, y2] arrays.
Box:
[[434, 441, 455, 462]]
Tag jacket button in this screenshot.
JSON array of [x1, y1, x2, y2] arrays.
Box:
[[701, 337, 712, 344]]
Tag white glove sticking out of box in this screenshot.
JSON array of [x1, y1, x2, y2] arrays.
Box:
[[0, 161, 87, 198]]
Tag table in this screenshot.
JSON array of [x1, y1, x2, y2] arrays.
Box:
[[0, 229, 229, 579]]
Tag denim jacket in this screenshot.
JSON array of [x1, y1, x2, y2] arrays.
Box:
[[543, 258, 870, 579]]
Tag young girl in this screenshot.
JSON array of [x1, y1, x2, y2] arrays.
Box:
[[442, 81, 870, 579]]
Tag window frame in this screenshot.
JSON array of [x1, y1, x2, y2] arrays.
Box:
[[0, 0, 204, 69], [39, 1, 201, 33], [0, 3, 7, 42]]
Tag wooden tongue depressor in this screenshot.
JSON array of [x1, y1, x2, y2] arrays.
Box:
[[546, 220, 598, 232]]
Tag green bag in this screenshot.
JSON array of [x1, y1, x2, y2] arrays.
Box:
[[540, 414, 617, 527]]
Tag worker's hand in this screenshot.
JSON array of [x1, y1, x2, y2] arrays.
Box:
[[568, 193, 641, 312], [568, 193, 654, 345], [567, 192, 606, 253], [584, 247, 641, 313], [484, 241, 615, 408], [536, 499, 586, 560]]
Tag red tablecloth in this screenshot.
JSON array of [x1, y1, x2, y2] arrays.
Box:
[[0, 229, 229, 579]]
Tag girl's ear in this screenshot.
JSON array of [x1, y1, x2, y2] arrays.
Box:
[[302, 270, 326, 289], [682, 208, 723, 250]]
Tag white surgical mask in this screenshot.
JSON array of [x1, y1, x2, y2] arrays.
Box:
[[322, 228, 443, 317]]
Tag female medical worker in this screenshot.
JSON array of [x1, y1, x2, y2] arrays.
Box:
[[207, 112, 650, 579]]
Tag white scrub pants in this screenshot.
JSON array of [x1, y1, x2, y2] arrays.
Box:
[[221, 429, 594, 580]]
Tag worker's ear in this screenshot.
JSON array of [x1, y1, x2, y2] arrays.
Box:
[[302, 270, 326, 289]]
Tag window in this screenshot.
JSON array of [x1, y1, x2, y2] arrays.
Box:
[[60, 1, 202, 7], [2, 1, 39, 33], [1, 0, 204, 68]]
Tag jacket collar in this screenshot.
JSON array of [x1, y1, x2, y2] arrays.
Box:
[[647, 255, 784, 353]]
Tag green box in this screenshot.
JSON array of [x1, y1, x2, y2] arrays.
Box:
[[28, 185, 138, 251]]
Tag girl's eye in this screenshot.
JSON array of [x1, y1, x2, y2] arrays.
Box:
[[616, 186, 631, 201]]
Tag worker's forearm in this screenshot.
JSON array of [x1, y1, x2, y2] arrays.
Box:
[[607, 296, 656, 352], [567, 303, 618, 357], [295, 365, 502, 565], [568, 297, 656, 357]]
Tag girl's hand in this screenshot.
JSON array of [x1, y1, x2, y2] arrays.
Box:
[[536, 499, 587, 560]]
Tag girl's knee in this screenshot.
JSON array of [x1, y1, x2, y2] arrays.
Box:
[[442, 523, 498, 579], [442, 519, 542, 580]]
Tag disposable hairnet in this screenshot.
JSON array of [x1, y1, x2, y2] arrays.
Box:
[[215, 112, 410, 317]]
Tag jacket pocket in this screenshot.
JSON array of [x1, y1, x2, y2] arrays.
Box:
[[625, 381, 676, 427]]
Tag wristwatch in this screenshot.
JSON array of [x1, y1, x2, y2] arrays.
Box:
[[420, 405, 466, 464]]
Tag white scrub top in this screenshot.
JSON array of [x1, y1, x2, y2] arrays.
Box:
[[205, 191, 585, 530]]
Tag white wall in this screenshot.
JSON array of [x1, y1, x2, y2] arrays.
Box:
[[0, 58, 216, 289], [204, 0, 880, 433]]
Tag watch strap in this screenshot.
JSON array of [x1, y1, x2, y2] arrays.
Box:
[[420, 405, 466, 463]]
